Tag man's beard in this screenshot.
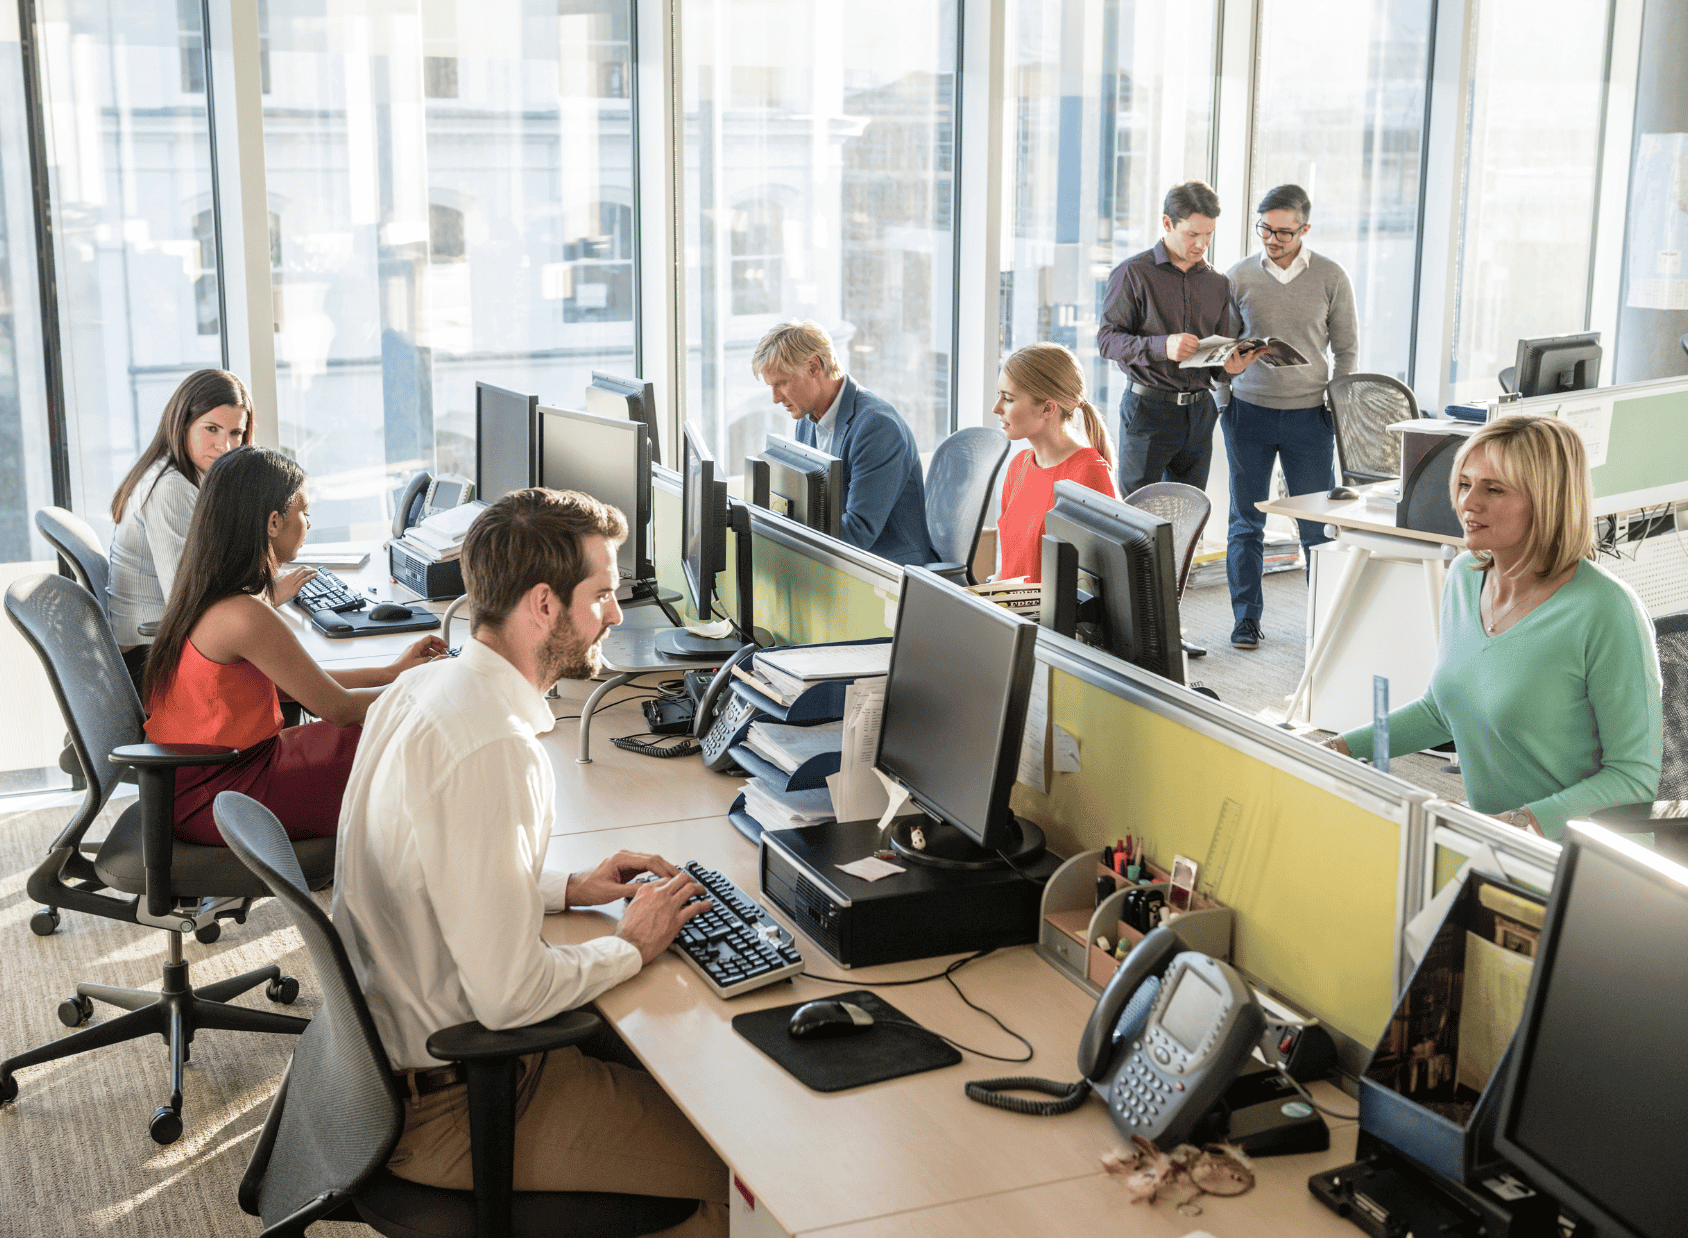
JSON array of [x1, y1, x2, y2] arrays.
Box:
[[536, 610, 609, 685]]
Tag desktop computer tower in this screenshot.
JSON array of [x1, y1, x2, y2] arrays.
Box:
[[759, 819, 1060, 967]]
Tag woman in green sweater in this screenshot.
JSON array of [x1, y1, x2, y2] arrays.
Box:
[[1324, 414, 1661, 840]]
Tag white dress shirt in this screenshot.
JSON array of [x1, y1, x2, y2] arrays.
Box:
[[810, 379, 849, 455], [1261, 238, 1313, 285], [332, 638, 641, 1068]]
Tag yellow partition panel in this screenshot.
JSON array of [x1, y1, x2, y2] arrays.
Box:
[[1015, 666, 1401, 1048]]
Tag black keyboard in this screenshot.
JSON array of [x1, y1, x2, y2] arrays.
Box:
[[292, 568, 366, 615], [665, 861, 803, 997]]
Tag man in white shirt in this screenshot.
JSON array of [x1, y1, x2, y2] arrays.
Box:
[[333, 488, 726, 1235]]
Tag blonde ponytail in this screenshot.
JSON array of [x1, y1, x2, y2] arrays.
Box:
[[1076, 397, 1115, 471], [1002, 342, 1113, 469]]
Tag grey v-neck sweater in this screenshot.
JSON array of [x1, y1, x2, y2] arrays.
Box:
[[1221, 249, 1360, 410]]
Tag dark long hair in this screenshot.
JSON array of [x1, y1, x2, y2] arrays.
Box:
[[111, 369, 253, 522], [143, 447, 305, 704]]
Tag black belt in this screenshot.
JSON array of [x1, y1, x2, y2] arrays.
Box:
[[1125, 379, 1204, 406], [395, 1062, 465, 1097]]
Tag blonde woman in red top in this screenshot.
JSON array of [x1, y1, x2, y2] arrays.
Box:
[[143, 447, 447, 845], [994, 342, 1119, 582]]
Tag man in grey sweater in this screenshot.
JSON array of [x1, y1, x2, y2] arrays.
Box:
[[1219, 184, 1358, 651]]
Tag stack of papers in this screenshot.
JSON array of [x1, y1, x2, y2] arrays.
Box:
[[967, 578, 1042, 615], [741, 719, 842, 774], [740, 778, 836, 832], [752, 644, 891, 700], [396, 503, 483, 563]]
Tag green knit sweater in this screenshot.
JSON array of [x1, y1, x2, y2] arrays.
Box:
[[1341, 555, 1662, 839]]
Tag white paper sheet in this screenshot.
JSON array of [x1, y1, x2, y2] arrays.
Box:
[[831, 679, 890, 823], [1017, 663, 1049, 793], [837, 856, 905, 882], [1555, 396, 1613, 469]]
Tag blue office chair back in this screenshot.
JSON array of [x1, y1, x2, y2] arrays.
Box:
[[6, 573, 144, 820], [215, 791, 406, 1232], [924, 426, 1009, 584], [35, 506, 112, 617]]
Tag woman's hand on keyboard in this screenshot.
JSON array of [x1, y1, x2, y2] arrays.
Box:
[[270, 566, 318, 606], [617, 872, 712, 965]]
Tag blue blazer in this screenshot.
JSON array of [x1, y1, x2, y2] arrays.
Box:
[[797, 378, 936, 567]]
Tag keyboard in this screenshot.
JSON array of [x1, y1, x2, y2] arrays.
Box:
[[662, 861, 803, 997], [292, 568, 366, 615]]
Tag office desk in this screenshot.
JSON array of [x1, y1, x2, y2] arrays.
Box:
[[537, 682, 1362, 1237], [1258, 491, 1462, 732], [276, 540, 454, 669]]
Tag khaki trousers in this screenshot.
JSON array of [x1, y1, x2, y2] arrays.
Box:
[[388, 1046, 728, 1237]]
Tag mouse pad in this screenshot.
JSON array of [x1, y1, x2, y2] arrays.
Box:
[[731, 990, 961, 1093], [307, 606, 441, 639]]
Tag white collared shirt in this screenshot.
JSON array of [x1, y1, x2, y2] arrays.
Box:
[[332, 639, 641, 1069], [810, 379, 848, 455], [1261, 238, 1313, 285]]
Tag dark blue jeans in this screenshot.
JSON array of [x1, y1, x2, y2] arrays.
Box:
[[1221, 396, 1335, 622], [1116, 388, 1219, 497]]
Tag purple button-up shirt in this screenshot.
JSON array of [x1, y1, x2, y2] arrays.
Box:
[[1097, 240, 1237, 394]]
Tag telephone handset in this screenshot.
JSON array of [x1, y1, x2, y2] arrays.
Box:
[[1079, 926, 1266, 1146], [693, 644, 757, 740], [394, 471, 432, 540], [392, 470, 477, 540]]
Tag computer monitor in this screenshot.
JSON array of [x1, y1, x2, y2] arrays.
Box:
[[1038, 481, 1184, 686], [1493, 822, 1688, 1238], [746, 437, 844, 537], [535, 404, 653, 589], [656, 421, 739, 659], [586, 372, 661, 466], [874, 566, 1047, 869], [1513, 332, 1602, 399], [475, 382, 539, 501]]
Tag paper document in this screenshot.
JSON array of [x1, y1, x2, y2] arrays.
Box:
[[740, 778, 836, 832], [756, 643, 892, 683], [1554, 396, 1612, 469], [837, 856, 905, 882], [742, 719, 843, 775], [1456, 930, 1535, 1095], [830, 679, 890, 822], [1180, 335, 1309, 369], [1016, 663, 1049, 793]]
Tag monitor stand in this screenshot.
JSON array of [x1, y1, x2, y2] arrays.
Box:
[[654, 629, 744, 660], [886, 814, 1046, 872]]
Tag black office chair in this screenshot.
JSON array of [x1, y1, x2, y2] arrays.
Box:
[[923, 426, 1009, 585], [215, 791, 698, 1238], [36, 505, 112, 612], [1325, 373, 1423, 487], [1589, 610, 1688, 863], [0, 573, 324, 1143]]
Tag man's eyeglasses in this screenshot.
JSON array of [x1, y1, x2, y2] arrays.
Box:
[[1256, 221, 1304, 243]]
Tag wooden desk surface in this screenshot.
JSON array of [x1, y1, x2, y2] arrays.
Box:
[[538, 774, 1363, 1238], [1258, 490, 1466, 547]]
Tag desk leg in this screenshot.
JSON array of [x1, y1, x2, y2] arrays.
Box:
[[1284, 543, 1372, 726], [577, 672, 637, 764], [1422, 556, 1447, 645]]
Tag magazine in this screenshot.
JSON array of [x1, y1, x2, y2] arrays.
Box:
[[1179, 335, 1310, 369]]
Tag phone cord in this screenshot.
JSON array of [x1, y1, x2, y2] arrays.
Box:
[[964, 1075, 1090, 1116]]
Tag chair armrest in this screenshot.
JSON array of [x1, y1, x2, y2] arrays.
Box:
[[426, 1009, 602, 1062], [111, 741, 242, 770], [137, 620, 159, 637], [923, 562, 971, 586]]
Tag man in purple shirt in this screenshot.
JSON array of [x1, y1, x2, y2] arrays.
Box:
[[1097, 181, 1258, 496]]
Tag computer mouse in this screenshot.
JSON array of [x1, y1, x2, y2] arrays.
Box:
[[788, 1000, 875, 1040], [1326, 486, 1359, 501], [369, 602, 414, 621]]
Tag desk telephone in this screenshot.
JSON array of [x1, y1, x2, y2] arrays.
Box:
[[969, 927, 1266, 1146], [392, 470, 476, 538]]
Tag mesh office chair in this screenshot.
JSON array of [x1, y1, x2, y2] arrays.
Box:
[[36, 506, 111, 612], [1124, 482, 1212, 659], [216, 792, 699, 1238], [0, 573, 323, 1143], [1325, 374, 1423, 486], [924, 426, 1009, 585], [1590, 610, 1688, 864]]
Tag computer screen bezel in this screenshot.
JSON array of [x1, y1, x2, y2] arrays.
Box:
[[474, 381, 539, 501], [1492, 821, 1688, 1238], [760, 437, 844, 537], [873, 566, 1038, 851], [681, 421, 729, 623], [1513, 332, 1602, 400], [535, 403, 653, 584], [587, 371, 661, 467], [1040, 481, 1184, 686]]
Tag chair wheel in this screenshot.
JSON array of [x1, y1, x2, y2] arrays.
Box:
[[194, 922, 221, 945], [29, 907, 60, 936], [149, 1106, 183, 1145], [0, 1073, 16, 1104], [57, 995, 93, 1027], [266, 975, 300, 1005]]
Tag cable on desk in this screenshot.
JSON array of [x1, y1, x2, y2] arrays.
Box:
[[995, 847, 1049, 888], [552, 689, 664, 721], [1278, 1066, 1359, 1121], [801, 951, 1033, 1064], [611, 732, 702, 759], [963, 1075, 1090, 1115]]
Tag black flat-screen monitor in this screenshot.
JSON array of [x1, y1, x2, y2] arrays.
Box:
[[1514, 333, 1601, 399], [1493, 822, 1688, 1238], [1038, 481, 1184, 685], [475, 382, 539, 501], [747, 437, 844, 537], [874, 567, 1046, 869], [536, 404, 653, 587], [586, 372, 661, 466], [656, 421, 737, 659]]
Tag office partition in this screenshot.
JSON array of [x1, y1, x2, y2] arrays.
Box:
[[1507, 373, 1688, 512], [1418, 798, 1561, 903]]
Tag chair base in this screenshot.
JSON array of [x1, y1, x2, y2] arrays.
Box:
[[0, 942, 308, 1144]]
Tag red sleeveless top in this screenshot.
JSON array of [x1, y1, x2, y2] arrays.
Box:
[[145, 639, 284, 751]]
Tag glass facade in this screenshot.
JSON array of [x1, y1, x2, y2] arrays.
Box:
[[683, 0, 959, 467], [999, 0, 1217, 426]]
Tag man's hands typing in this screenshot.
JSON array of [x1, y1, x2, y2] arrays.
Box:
[[616, 872, 711, 965], [565, 850, 681, 908]]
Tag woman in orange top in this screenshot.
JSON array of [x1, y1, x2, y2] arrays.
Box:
[[144, 447, 447, 845], [994, 342, 1118, 582]]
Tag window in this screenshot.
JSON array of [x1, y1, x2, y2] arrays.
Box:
[[1001, 0, 1218, 421], [1251, 0, 1433, 382], [1448, 0, 1610, 404], [429, 203, 465, 263], [193, 208, 283, 336], [551, 200, 634, 324], [684, 0, 960, 462]]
